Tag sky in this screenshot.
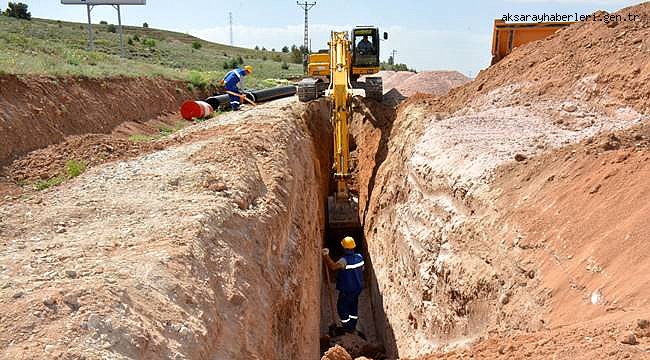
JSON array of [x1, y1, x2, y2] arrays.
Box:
[[9, 0, 644, 76]]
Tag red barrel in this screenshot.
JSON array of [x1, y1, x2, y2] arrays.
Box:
[[180, 100, 214, 120]]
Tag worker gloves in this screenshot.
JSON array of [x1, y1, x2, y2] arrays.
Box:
[[321, 248, 330, 256]]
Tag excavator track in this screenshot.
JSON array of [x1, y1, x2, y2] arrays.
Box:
[[298, 78, 328, 102]]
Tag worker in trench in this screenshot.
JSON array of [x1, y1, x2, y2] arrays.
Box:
[[222, 65, 253, 111], [322, 236, 364, 334]]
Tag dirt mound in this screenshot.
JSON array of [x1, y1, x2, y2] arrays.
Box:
[[7, 134, 166, 182], [419, 122, 650, 359], [440, 3, 650, 115], [322, 345, 352, 360], [0, 99, 328, 359], [371, 70, 469, 97], [0, 74, 200, 167]]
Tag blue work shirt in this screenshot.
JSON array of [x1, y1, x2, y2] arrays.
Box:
[[336, 250, 364, 292], [223, 68, 247, 91]]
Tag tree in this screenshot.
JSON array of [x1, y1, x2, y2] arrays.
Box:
[[3, 2, 31, 20], [254, 45, 260, 51], [99, 20, 108, 25], [387, 55, 394, 65], [281, 46, 289, 53], [142, 22, 149, 28], [289, 45, 304, 64], [261, 47, 267, 51]]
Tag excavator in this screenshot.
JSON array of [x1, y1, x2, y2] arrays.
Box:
[[298, 27, 387, 230]]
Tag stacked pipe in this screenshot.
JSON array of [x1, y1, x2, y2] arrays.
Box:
[[181, 85, 297, 120]]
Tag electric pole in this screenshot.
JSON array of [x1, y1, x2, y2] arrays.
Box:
[[229, 12, 233, 46], [296, 1, 316, 52]]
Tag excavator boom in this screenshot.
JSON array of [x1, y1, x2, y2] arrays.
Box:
[[326, 31, 359, 229]]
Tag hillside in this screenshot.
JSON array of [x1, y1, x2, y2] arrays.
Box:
[[0, 15, 303, 87]]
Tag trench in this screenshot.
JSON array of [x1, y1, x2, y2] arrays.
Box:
[[303, 97, 398, 359]]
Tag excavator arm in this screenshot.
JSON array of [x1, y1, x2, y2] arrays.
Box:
[[326, 31, 360, 229], [330, 31, 352, 194]]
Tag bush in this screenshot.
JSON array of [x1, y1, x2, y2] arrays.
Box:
[[127, 37, 134, 45], [107, 24, 117, 33], [143, 38, 156, 48], [236, 56, 243, 65], [132, 34, 140, 42], [3, 2, 31, 20], [142, 22, 149, 28], [65, 160, 86, 178], [191, 41, 202, 50], [99, 20, 108, 25], [188, 71, 208, 90], [272, 54, 282, 62], [282, 46, 289, 53], [222, 58, 239, 69], [281, 61, 289, 70]]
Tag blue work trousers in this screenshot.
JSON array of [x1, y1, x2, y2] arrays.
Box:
[[337, 290, 361, 331], [225, 85, 240, 110]]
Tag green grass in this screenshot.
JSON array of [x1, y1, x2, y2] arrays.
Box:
[[33, 176, 64, 190], [31, 159, 87, 190], [128, 122, 188, 143], [128, 134, 156, 142], [0, 16, 304, 88]]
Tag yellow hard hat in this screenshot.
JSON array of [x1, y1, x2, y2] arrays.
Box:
[[244, 65, 253, 74], [341, 236, 356, 249]]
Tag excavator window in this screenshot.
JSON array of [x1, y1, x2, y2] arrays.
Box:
[[352, 28, 379, 68]]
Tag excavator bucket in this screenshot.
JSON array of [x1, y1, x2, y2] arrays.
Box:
[[327, 195, 361, 229]]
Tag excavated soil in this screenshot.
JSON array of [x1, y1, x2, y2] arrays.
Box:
[[0, 99, 331, 359], [0, 74, 202, 167], [372, 71, 470, 97]]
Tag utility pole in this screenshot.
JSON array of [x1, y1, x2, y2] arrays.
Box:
[[391, 49, 398, 63], [229, 12, 233, 46], [296, 1, 316, 52]]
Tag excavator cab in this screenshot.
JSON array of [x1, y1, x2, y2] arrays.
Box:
[[352, 27, 380, 68]]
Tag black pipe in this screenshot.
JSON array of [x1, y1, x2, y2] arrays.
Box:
[[203, 86, 297, 109], [247, 86, 297, 102]]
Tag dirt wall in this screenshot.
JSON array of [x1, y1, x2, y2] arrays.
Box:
[[350, 86, 647, 359], [0, 74, 200, 167]]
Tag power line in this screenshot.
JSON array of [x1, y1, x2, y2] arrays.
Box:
[[296, 1, 316, 51], [229, 11, 233, 46]]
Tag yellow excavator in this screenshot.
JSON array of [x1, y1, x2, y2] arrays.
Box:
[[298, 27, 387, 229]]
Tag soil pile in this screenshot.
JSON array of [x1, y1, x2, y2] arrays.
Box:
[[370, 71, 469, 97], [439, 3, 650, 115], [0, 74, 201, 167]]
